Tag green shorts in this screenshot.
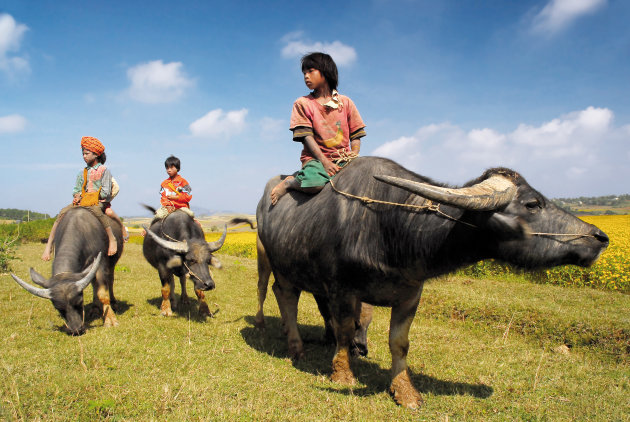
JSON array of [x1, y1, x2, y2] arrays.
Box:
[[295, 159, 346, 188]]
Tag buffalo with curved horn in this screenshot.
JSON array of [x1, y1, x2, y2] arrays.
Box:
[[256, 156, 608, 408], [10, 207, 123, 335], [142, 206, 226, 317]]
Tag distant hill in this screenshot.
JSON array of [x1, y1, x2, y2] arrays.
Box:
[[551, 194, 630, 215], [0, 208, 51, 221]]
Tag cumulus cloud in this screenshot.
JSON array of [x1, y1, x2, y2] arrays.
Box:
[[531, 0, 606, 34], [0, 13, 30, 78], [189, 108, 248, 140], [126, 60, 194, 103], [0, 114, 26, 133], [371, 106, 627, 196], [281, 32, 357, 67]]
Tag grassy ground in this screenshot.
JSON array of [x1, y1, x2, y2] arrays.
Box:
[[0, 243, 628, 421]]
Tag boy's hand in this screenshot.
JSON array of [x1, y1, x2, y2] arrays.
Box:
[[322, 157, 340, 176]]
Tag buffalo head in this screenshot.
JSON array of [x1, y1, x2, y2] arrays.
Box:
[[375, 168, 609, 269], [10, 253, 102, 335], [143, 224, 226, 291]]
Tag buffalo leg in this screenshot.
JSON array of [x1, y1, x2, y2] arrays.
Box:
[[159, 267, 175, 316], [352, 302, 373, 357], [179, 275, 189, 306], [330, 294, 360, 385], [314, 294, 335, 344], [273, 276, 303, 360], [95, 268, 118, 327], [388, 286, 423, 409], [195, 289, 211, 316], [255, 237, 272, 329]]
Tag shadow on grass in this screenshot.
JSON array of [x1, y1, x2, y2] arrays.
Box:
[[84, 300, 133, 325], [241, 315, 493, 400], [146, 296, 218, 322]]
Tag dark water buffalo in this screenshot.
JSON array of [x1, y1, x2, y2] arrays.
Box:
[[142, 207, 226, 317], [250, 231, 373, 358], [257, 156, 608, 408], [255, 234, 373, 357], [11, 207, 124, 335]]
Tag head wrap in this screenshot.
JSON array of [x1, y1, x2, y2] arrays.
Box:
[[80, 136, 105, 155]]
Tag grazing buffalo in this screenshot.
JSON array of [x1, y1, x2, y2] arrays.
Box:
[[257, 156, 608, 408], [11, 207, 124, 335], [142, 207, 226, 317]]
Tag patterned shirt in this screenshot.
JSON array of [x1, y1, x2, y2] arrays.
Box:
[[290, 92, 366, 165], [72, 163, 112, 201]]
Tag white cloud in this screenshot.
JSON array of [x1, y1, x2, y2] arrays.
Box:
[[189, 108, 248, 140], [0, 13, 30, 77], [531, 0, 606, 34], [126, 60, 194, 103], [370, 106, 627, 196], [0, 114, 26, 133], [281, 32, 357, 67]]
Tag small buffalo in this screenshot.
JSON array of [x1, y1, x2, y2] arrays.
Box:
[[142, 206, 226, 317]]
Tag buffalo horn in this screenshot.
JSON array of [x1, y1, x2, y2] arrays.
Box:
[[10, 272, 53, 299], [374, 174, 516, 211], [74, 252, 103, 292], [143, 226, 189, 253], [207, 224, 227, 253]]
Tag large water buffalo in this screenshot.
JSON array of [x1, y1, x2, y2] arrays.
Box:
[[11, 207, 124, 335], [142, 207, 226, 317], [256, 234, 373, 357], [257, 156, 608, 408]]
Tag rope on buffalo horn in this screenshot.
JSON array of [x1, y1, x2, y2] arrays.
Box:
[[329, 178, 478, 228], [329, 180, 598, 238]]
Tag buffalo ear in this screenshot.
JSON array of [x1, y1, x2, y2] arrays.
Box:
[[486, 213, 531, 241], [166, 256, 183, 269], [30, 268, 52, 287], [210, 256, 222, 269]]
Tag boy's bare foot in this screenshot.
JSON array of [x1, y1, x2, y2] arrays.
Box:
[[108, 238, 118, 256], [270, 176, 294, 205], [41, 248, 52, 261]]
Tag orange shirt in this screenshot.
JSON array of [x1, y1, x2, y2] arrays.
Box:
[[160, 174, 192, 208]]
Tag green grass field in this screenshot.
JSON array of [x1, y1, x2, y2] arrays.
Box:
[[0, 242, 628, 420]]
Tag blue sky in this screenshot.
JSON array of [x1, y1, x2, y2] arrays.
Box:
[[1, 0, 629, 216]]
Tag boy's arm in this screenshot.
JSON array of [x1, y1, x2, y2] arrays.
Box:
[[350, 138, 361, 154], [99, 169, 113, 201], [303, 135, 340, 176]]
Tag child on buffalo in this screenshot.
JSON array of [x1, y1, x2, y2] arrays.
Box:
[[270, 52, 366, 205], [154, 155, 194, 221], [41, 136, 126, 261]]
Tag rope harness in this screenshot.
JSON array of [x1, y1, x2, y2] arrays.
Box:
[[328, 157, 597, 240], [157, 213, 207, 283]]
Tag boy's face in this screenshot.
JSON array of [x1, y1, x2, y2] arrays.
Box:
[[303, 68, 327, 91], [166, 165, 178, 178], [82, 148, 98, 165]]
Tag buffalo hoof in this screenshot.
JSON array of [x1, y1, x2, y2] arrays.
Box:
[[331, 349, 356, 385], [254, 312, 265, 330], [389, 370, 423, 409], [198, 302, 211, 317], [160, 300, 173, 317], [103, 306, 119, 327], [288, 340, 305, 361]]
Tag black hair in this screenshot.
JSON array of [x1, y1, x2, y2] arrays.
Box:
[[301, 52, 338, 91], [165, 155, 180, 171], [98, 152, 107, 164]]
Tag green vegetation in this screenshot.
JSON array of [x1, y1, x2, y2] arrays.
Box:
[[0, 243, 628, 420], [0, 208, 51, 221], [552, 194, 630, 215], [0, 218, 54, 243]]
